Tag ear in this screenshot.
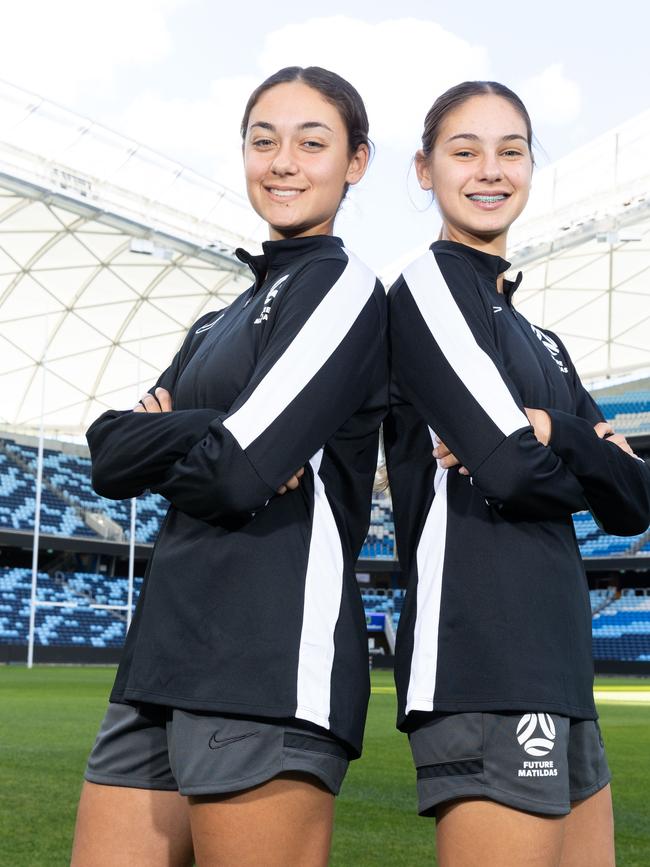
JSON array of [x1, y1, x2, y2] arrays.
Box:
[[414, 149, 433, 192], [345, 143, 370, 187]]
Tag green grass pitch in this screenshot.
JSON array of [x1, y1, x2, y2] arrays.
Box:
[[1, 666, 649, 866]]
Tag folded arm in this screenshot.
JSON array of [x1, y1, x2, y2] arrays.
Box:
[[390, 251, 587, 520]]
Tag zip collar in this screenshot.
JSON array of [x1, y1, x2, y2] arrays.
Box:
[[432, 239, 523, 303], [236, 235, 345, 292]]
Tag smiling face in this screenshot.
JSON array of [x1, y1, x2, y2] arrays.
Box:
[[416, 93, 533, 255], [243, 81, 369, 240]]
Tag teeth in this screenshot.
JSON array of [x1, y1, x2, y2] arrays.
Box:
[[469, 194, 507, 203], [269, 188, 301, 197]]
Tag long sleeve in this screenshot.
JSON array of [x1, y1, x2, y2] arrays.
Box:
[[151, 253, 386, 521], [87, 409, 224, 500], [389, 249, 587, 520], [86, 310, 223, 499], [542, 332, 650, 535]]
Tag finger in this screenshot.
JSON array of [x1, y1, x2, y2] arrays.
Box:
[[594, 422, 614, 439], [439, 456, 460, 469], [155, 387, 173, 412], [139, 393, 162, 413], [459, 467, 470, 476], [433, 445, 451, 459], [285, 475, 301, 490], [133, 403, 146, 413], [276, 485, 287, 495], [296, 467, 305, 478]]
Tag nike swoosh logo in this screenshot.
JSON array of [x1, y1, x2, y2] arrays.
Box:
[[196, 313, 225, 334], [492, 306, 502, 313], [208, 730, 260, 750]]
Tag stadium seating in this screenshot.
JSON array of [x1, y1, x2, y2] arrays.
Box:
[[2, 433, 649, 558], [592, 590, 650, 661], [0, 437, 168, 542], [573, 511, 648, 558], [0, 566, 142, 648], [0, 448, 93, 536], [595, 389, 650, 435], [361, 588, 405, 633], [361, 496, 396, 559], [3, 563, 650, 662], [589, 587, 616, 613]]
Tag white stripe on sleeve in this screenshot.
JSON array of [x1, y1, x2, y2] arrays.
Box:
[[295, 448, 344, 728], [224, 252, 375, 450], [402, 251, 528, 436]]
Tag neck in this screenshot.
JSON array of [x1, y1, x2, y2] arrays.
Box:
[[440, 225, 508, 260], [439, 225, 508, 293]]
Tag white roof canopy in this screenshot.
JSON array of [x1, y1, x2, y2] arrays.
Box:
[[506, 107, 650, 380], [0, 81, 265, 436]]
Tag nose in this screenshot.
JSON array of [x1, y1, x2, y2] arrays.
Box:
[[478, 152, 503, 183], [270, 142, 298, 176]]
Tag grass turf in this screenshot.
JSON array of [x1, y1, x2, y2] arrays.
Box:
[[0, 667, 648, 866]]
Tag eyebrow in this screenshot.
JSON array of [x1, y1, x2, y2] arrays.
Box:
[[445, 133, 528, 144], [249, 121, 334, 133]]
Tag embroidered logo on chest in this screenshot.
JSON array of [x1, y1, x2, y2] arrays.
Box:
[[254, 274, 290, 325], [529, 324, 569, 374], [195, 312, 225, 334]]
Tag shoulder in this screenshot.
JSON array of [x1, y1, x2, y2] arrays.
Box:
[[285, 245, 383, 309], [391, 245, 485, 315]]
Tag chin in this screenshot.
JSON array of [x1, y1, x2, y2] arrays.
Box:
[[270, 222, 310, 239]]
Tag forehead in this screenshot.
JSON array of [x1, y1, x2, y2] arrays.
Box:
[[439, 94, 528, 141], [247, 81, 344, 131]]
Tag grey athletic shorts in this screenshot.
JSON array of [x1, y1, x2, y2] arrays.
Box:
[[85, 702, 349, 796], [409, 711, 611, 816]]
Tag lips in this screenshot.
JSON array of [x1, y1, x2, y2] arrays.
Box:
[[266, 187, 304, 199]]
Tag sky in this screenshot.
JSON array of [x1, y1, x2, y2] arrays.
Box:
[[1, 0, 649, 272]]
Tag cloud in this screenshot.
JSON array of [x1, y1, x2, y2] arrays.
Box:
[[106, 16, 490, 193], [109, 76, 258, 194], [519, 63, 581, 127], [257, 17, 489, 149], [0, 0, 188, 104]]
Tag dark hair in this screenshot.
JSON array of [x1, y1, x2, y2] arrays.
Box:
[[419, 80, 534, 164], [240, 66, 371, 159]]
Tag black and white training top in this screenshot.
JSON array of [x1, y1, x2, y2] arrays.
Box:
[[87, 234, 387, 756], [385, 240, 650, 728]]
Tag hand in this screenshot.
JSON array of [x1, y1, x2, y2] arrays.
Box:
[[277, 466, 305, 495], [525, 407, 551, 446], [594, 421, 636, 457], [133, 387, 173, 413], [433, 439, 469, 476]]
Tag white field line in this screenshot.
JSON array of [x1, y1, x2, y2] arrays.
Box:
[[370, 687, 650, 704], [594, 690, 650, 703]]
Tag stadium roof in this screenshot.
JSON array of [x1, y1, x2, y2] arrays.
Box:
[[385, 107, 650, 385], [508, 106, 650, 383], [0, 80, 265, 437]]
